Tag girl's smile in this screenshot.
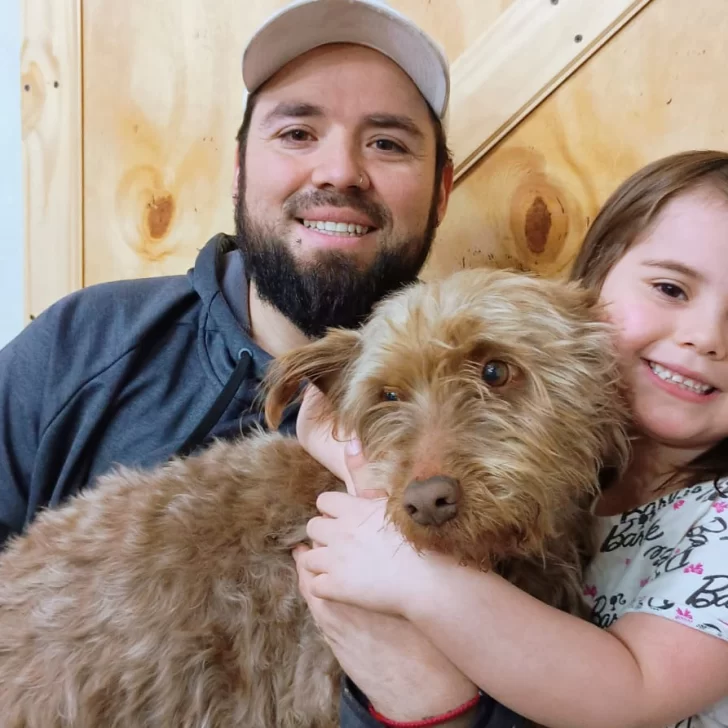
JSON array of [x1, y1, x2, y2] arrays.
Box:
[[600, 187, 728, 456], [642, 359, 719, 402]]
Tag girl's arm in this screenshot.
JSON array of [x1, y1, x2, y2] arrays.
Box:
[[410, 557, 728, 728], [296, 387, 728, 727], [303, 493, 728, 728]]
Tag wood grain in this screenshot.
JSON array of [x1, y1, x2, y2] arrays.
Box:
[[426, 0, 728, 281], [449, 0, 654, 181], [26, 0, 728, 299], [21, 0, 83, 320], [80, 0, 515, 286]]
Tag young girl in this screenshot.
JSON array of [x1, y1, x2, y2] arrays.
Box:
[[294, 150, 728, 728]]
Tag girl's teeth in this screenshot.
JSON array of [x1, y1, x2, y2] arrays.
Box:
[[302, 220, 370, 236], [649, 362, 714, 394]]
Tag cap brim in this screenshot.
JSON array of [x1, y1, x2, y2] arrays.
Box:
[[242, 0, 449, 118]]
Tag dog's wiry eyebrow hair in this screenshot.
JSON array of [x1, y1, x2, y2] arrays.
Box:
[[641, 259, 705, 281], [364, 114, 425, 140], [260, 102, 325, 127]]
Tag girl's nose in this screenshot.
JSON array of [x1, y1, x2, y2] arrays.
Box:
[[679, 309, 727, 360]]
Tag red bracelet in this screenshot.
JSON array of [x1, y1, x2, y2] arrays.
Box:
[[367, 694, 481, 727]]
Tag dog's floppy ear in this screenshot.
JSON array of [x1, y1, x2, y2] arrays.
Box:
[[263, 328, 362, 429]]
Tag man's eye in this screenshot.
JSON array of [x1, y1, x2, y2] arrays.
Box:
[[281, 129, 313, 143], [654, 282, 687, 300], [372, 139, 406, 153]]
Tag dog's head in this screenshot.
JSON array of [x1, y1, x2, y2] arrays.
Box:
[[264, 269, 629, 568]]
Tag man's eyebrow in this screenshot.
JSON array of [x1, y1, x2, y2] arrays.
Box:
[[259, 105, 426, 140], [261, 102, 325, 127], [641, 259, 705, 281], [364, 114, 425, 140]]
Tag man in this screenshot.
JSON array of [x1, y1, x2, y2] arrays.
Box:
[[0, 1, 524, 725]]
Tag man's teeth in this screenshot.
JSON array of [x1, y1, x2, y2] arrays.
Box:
[[649, 362, 714, 394], [302, 220, 371, 236]]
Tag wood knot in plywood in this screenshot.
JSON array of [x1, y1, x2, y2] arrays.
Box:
[[146, 194, 175, 239], [524, 196, 551, 254], [508, 164, 571, 274], [116, 165, 180, 263]]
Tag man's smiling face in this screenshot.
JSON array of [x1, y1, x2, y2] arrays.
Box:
[[235, 43, 450, 337]]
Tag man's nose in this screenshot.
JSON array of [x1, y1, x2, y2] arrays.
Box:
[[310, 137, 369, 192]]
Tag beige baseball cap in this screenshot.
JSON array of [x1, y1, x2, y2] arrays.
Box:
[[241, 0, 450, 119]]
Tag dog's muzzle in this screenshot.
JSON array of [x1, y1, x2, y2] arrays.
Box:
[[402, 476, 461, 526]]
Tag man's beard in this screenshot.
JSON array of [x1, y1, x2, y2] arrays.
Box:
[[234, 185, 439, 338]]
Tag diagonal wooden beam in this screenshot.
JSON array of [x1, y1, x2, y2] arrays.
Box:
[[449, 0, 654, 182]]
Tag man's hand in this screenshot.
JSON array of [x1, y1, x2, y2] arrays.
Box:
[[294, 385, 478, 723], [295, 385, 381, 497], [294, 545, 478, 723]]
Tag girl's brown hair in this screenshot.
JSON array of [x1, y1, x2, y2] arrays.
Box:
[[569, 150, 728, 489], [571, 150, 728, 289]]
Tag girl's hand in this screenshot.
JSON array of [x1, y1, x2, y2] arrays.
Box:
[[296, 383, 449, 614], [294, 492, 440, 615]]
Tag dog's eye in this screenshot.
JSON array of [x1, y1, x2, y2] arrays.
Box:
[[382, 388, 400, 402], [482, 360, 511, 387]]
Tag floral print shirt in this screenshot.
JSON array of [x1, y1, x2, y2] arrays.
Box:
[[584, 481, 728, 728]]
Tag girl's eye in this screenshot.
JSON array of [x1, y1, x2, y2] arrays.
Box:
[[654, 282, 687, 300], [482, 360, 512, 387], [281, 129, 313, 143], [372, 139, 406, 153]]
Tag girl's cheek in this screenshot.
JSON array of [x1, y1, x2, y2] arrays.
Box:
[[611, 306, 656, 354]]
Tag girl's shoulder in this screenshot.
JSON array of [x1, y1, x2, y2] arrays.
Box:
[[586, 478, 728, 638], [598, 479, 728, 539]]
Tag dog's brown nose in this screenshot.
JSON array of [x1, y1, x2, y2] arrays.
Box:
[[402, 476, 461, 526]]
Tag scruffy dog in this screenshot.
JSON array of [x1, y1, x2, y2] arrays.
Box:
[[0, 269, 629, 728]]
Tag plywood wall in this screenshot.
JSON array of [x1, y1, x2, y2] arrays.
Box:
[[22, 0, 728, 317], [21, 0, 82, 319], [427, 0, 728, 280], [80, 0, 516, 287]]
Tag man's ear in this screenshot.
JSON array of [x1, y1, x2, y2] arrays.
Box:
[[435, 161, 454, 227], [232, 143, 241, 202], [263, 328, 362, 428]]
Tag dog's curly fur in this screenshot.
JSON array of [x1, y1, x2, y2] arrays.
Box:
[[0, 269, 629, 728]]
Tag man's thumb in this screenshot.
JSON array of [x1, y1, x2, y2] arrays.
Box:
[[344, 437, 364, 466], [359, 488, 388, 500], [343, 438, 379, 496]]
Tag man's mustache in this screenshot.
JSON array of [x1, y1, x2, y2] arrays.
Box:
[[284, 190, 390, 229]]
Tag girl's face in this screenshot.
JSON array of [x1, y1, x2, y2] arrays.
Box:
[[600, 187, 728, 459]]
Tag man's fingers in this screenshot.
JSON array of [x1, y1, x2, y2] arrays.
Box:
[[308, 573, 335, 601], [359, 488, 388, 500], [315, 490, 357, 517], [296, 385, 350, 481], [295, 385, 329, 442], [293, 545, 315, 600], [295, 545, 330, 576], [343, 439, 384, 496], [307, 510, 355, 544]]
